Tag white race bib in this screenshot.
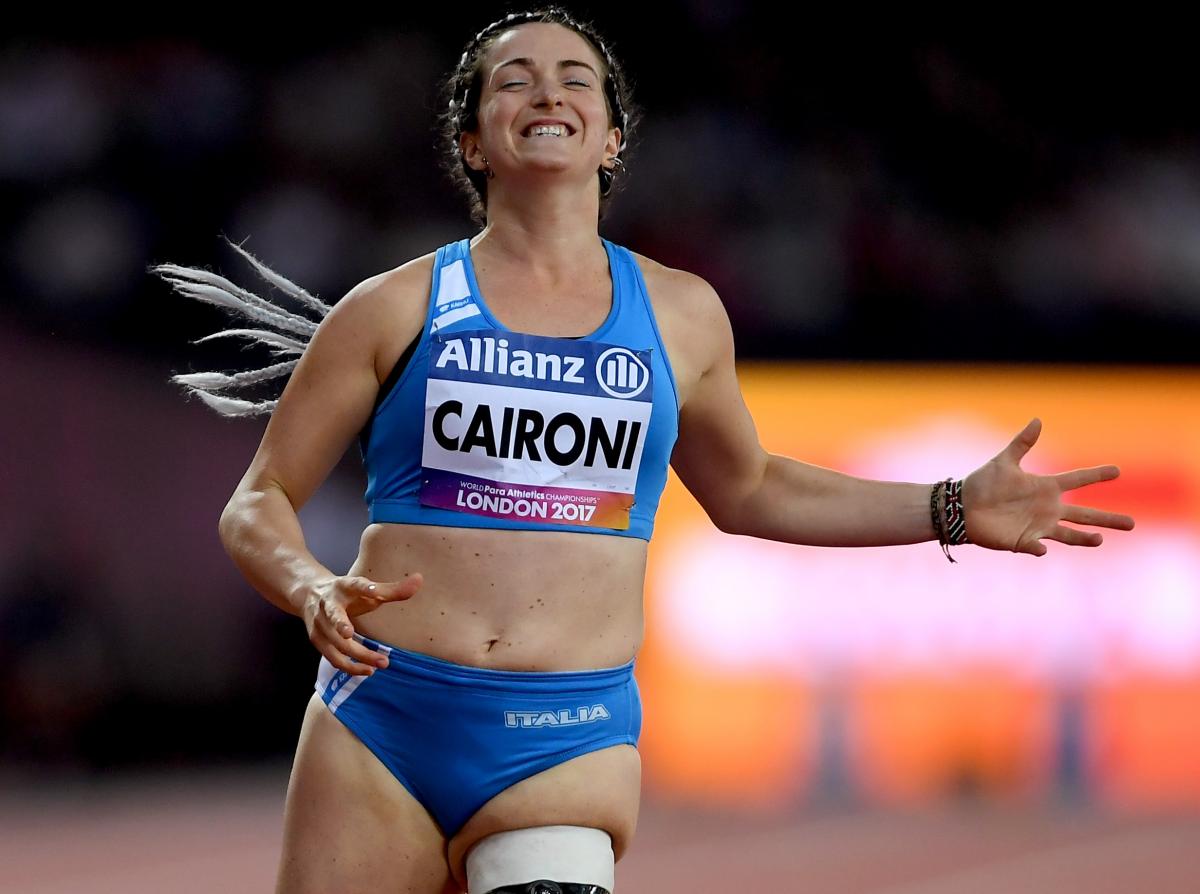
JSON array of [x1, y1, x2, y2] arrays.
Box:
[[419, 330, 653, 529]]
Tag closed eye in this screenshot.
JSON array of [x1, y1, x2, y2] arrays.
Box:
[[502, 79, 590, 88]]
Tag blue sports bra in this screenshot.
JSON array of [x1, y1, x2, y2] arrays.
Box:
[[359, 237, 680, 540]]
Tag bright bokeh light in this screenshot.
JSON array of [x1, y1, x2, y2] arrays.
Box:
[[638, 363, 1200, 810]]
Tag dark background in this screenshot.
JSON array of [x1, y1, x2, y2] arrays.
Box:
[[2, 5, 1195, 778]]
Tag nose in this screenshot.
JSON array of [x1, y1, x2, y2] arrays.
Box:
[[532, 77, 563, 108]]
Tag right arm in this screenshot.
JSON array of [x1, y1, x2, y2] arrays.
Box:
[[217, 259, 430, 674]]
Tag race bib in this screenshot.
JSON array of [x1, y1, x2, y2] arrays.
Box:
[[419, 329, 652, 529]]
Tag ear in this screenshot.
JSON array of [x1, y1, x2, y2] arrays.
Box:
[[459, 131, 487, 174], [603, 126, 622, 168]]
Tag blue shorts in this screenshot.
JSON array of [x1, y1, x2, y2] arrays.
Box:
[[314, 632, 642, 838]]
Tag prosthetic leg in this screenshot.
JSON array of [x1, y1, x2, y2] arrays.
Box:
[[467, 826, 615, 894]]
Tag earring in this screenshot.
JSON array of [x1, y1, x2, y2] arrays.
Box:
[[599, 156, 624, 197], [481, 155, 494, 179]]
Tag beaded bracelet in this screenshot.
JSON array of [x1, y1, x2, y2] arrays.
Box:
[[930, 478, 970, 563]]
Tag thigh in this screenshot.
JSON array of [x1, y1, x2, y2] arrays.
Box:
[[446, 743, 642, 891], [276, 692, 458, 894]]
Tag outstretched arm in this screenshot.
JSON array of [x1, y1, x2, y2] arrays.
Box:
[[669, 276, 1135, 553]]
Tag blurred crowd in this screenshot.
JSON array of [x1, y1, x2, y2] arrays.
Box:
[[5, 11, 1198, 366]]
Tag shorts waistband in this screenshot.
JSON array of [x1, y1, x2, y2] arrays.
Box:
[[352, 632, 635, 693]]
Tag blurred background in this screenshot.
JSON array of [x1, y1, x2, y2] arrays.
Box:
[[2, 4, 1198, 892]]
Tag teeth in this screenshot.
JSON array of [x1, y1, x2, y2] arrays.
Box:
[[527, 124, 566, 137]]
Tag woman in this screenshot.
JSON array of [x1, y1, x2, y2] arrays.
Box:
[[158, 9, 1135, 894]]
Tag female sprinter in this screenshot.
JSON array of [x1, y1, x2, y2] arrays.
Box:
[[156, 8, 1135, 894]]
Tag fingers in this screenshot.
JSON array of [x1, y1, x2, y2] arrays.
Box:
[[1054, 465, 1121, 493], [1044, 524, 1104, 547], [1024, 540, 1048, 557], [303, 572, 422, 675], [310, 600, 390, 675], [313, 636, 384, 676], [999, 417, 1041, 465], [1061, 503, 1136, 531], [349, 573, 424, 604], [1020, 524, 1102, 555]]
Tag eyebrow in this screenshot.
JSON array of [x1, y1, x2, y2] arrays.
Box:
[[492, 57, 601, 81]]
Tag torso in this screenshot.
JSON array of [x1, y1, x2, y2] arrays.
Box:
[[348, 241, 708, 672]]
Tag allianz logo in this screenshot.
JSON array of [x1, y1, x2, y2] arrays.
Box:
[[435, 336, 648, 399], [596, 347, 649, 399], [504, 704, 612, 728]]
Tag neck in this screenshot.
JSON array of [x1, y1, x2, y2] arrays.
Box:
[[471, 177, 604, 280]]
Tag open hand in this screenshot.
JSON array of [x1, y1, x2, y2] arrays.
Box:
[[962, 418, 1135, 557], [303, 573, 423, 674]]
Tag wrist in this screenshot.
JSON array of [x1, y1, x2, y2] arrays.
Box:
[[289, 573, 333, 618], [930, 478, 970, 563]]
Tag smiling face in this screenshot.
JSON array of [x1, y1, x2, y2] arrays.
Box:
[[460, 21, 622, 188]]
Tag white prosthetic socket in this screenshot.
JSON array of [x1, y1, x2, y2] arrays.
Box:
[[465, 825, 615, 894]]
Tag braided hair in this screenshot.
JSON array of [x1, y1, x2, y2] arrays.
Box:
[[438, 6, 641, 226], [149, 236, 329, 417]]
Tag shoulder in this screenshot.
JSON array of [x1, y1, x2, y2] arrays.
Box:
[[625, 249, 717, 304], [327, 250, 438, 326], [314, 250, 439, 382], [625, 249, 734, 380], [628, 250, 729, 330]]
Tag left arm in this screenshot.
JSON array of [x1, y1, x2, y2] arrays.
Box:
[[668, 274, 1135, 552], [730, 456, 934, 547], [669, 274, 933, 545]]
